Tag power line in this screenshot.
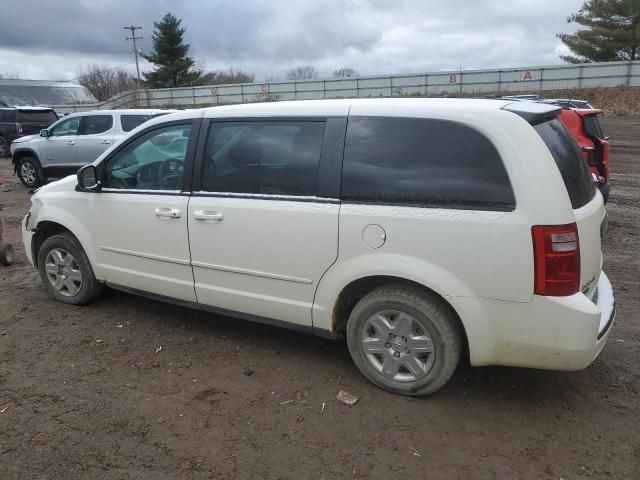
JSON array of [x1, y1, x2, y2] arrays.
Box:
[[124, 25, 143, 83]]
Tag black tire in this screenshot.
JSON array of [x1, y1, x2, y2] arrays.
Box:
[[16, 155, 45, 188], [346, 285, 462, 396], [0, 137, 9, 158], [37, 232, 103, 305], [0, 244, 14, 266]]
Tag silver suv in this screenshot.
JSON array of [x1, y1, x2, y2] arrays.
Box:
[[11, 109, 174, 188]]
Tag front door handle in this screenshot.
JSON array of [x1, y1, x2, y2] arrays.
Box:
[[193, 210, 223, 221], [66, 140, 75, 146], [101, 140, 111, 145], [155, 207, 181, 218]]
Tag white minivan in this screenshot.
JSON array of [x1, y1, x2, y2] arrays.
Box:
[[22, 99, 615, 395]]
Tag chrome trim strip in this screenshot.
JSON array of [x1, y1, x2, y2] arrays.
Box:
[[99, 246, 190, 265], [101, 188, 183, 194], [191, 261, 313, 284], [192, 191, 339, 203]]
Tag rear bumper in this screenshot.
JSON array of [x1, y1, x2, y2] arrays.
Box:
[[457, 272, 615, 370]]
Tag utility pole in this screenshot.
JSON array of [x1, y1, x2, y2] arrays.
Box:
[[123, 25, 143, 83]]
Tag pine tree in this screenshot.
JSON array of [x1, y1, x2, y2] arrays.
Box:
[[142, 13, 202, 87], [558, 0, 640, 63]]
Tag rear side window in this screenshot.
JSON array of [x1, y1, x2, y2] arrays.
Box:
[[0, 110, 17, 122], [121, 114, 152, 132], [17, 110, 58, 124], [78, 115, 113, 135], [341, 116, 515, 210], [200, 121, 325, 196], [534, 119, 595, 209]]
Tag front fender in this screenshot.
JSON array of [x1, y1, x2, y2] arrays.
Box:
[[31, 206, 100, 277]]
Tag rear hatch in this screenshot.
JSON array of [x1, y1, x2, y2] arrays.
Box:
[[533, 118, 604, 299], [16, 109, 59, 136]]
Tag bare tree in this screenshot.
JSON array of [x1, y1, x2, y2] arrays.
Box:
[[77, 65, 138, 102], [332, 68, 358, 78], [0, 72, 20, 79], [200, 68, 255, 85], [287, 65, 319, 80]]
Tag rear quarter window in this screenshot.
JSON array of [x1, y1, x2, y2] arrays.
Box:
[[0, 110, 17, 122], [534, 119, 595, 209], [341, 116, 515, 210], [17, 110, 58, 124], [121, 114, 153, 132]]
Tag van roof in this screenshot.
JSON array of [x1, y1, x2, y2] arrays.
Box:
[[194, 97, 561, 121]]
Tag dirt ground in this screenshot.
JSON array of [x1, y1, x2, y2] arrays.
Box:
[[0, 118, 638, 480]]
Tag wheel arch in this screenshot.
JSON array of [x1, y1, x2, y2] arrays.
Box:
[[12, 148, 41, 168], [31, 219, 96, 274], [329, 275, 469, 359]]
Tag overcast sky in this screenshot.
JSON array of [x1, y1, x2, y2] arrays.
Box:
[[0, 0, 585, 82]]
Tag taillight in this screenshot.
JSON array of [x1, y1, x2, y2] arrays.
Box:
[[16, 123, 22, 134], [532, 223, 580, 296]]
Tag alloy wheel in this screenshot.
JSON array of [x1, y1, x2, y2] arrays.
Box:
[[44, 248, 83, 297], [361, 310, 436, 382]]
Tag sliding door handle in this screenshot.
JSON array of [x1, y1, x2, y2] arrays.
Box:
[[193, 210, 224, 221]]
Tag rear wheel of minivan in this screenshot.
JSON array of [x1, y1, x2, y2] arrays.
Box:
[[346, 285, 462, 396], [17, 156, 45, 188], [37, 233, 103, 305]]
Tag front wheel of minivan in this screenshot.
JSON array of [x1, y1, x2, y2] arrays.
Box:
[[346, 285, 462, 396], [37, 233, 104, 305]]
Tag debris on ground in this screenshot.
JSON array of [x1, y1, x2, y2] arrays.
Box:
[[242, 366, 254, 376], [155, 346, 162, 353], [336, 390, 359, 406]]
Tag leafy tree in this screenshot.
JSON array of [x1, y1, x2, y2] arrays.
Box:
[[558, 0, 640, 63], [142, 13, 202, 87], [287, 65, 319, 80], [332, 68, 358, 77]]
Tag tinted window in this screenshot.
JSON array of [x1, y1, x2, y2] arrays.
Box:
[[78, 115, 113, 135], [0, 110, 16, 122], [103, 124, 191, 191], [17, 110, 58, 124], [341, 116, 515, 210], [121, 114, 153, 132], [583, 115, 604, 139], [534, 119, 595, 209], [201, 121, 325, 196], [50, 117, 80, 137]]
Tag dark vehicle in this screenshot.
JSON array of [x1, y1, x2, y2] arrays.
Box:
[[0, 107, 58, 157]]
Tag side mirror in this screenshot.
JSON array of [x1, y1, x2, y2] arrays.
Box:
[[77, 165, 101, 192], [40, 129, 49, 138]]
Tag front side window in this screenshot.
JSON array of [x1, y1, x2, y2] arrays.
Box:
[[341, 116, 515, 210], [78, 115, 113, 135], [200, 121, 325, 196], [102, 124, 192, 191], [50, 117, 80, 137]]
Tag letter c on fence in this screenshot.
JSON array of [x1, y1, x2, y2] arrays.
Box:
[[261, 84, 268, 93]]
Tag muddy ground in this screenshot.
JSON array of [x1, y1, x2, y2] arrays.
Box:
[[0, 118, 638, 479]]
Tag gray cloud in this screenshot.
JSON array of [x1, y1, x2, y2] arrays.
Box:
[[0, 0, 584, 81]]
